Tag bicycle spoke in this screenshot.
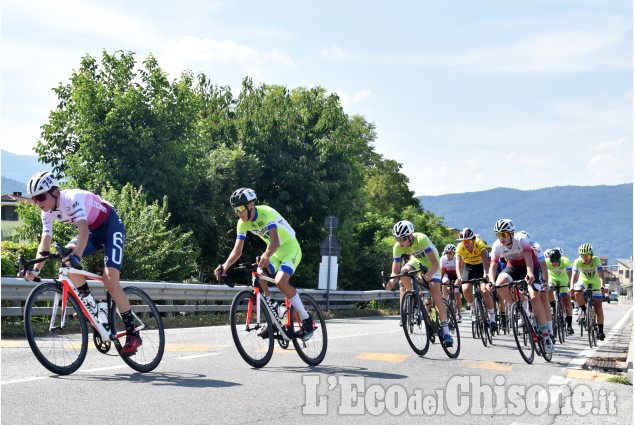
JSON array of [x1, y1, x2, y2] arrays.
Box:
[[230, 290, 273, 368]]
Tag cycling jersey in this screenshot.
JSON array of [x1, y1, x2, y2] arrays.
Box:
[[528, 240, 545, 265], [236, 205, 296, 246], [393, 233, 441, 276], [456, 238, 487, 265], [546, 256, 572, 293], [441, 254, 457, 276], [41, 189, 112, 236], [236, 205, 300, 276], [573, 256, 603, 288], [490, 234, 533, 267]]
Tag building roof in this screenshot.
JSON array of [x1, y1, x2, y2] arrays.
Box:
[[617, 258, 633, 268], [1, 193, 33, 204]]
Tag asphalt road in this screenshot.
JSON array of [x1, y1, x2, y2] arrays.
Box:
[[2, 301, 632, 424]]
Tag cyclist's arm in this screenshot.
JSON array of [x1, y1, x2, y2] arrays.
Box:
[[480, 249, 489, 276], [216, 238, 245, 280], [384, 260, 402, 290], [69, 219, 89, 257], [23, 234, 52, 281], [424, 250, 439, 281], [258, 227, 280, 270], [488, 260, 498, 283], [570, 270, 579, 290], [539, 261, 548, 283], [523, 251, 535, 284], [599, 268, 605, 291]]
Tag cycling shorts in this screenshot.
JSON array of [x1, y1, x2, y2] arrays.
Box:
[[403, 261, 441, 283], [265, 238, 302, 277], [70, 209, 126, 271], [573, 282, 603, 299], [499, 264, 545, 293]]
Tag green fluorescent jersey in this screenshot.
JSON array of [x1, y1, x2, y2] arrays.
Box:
[[546, 256, 572, 283], [393, 233, 440, 271], [572, 256, 603, 285], [236, 205, 296, 246]]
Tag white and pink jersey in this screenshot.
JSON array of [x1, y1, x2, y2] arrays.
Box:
[[491, 234, 533, 267], [41, 189, 112, 236], [441, 254, 457, 276]]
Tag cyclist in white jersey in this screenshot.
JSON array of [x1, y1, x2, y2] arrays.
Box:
[[489, 219, 554, 353], [440, 244, 462, 322], [21, 171, 141, 355]]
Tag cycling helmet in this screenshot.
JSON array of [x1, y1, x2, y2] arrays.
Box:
[[229, 188, 257, 208], [443, 244, 456, 254], [27, 171, 58, 197], [578, 243, 593, 256], [458, 227, 475, 241], [392, 220, 414, 239], [548, 248, 562, 261], [494, 219, 515, 233]]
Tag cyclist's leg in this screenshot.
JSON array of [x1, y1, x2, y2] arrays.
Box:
[[454, 280, 462, 311], [573, 283, 587, 313], [441, 276, 450, 300], [481, 281, 496, 326], [495, 268, 516, 306]]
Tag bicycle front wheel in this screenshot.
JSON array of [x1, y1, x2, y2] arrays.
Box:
[[440, 299, 460, 359], [587, 307, 597, 348], [230, 290, 274, 368], [24, 283, 88, 375], [555, 299, 566, 344], [477, 298, 490, 347], [401, 292, 430, 355], [113, 287, 165, 372], [291, 293, 328, 366], [511, 302, 535, 364]]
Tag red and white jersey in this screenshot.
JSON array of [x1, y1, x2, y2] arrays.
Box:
[[491, 233, 533, 267], [41, 189, 111, 236], [441, 254, 457, 276]]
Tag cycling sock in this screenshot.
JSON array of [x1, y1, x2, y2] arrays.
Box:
[[77, 283, 90, 297], [566, 316, 573, 327], [580, 305, 586, 313], [598, 324, 604, 334], [540, 324, 549, 338], [547, 321, 553, 333], [120, 310, 138, 335], [441, 320, 449, 335], [488, 309, 495, 322], [549, 301, 555, 311], [289, 294, 309, 320]]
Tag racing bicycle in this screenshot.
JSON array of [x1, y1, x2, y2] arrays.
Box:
[[18, 245, 165, 375]]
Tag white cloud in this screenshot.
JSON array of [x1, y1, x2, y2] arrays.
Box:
[[320, 46, 347, 61], [337, 89, 372, 106], [592, 138, 626, 151]]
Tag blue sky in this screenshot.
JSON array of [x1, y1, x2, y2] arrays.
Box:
[[2, 0, 632, 195]]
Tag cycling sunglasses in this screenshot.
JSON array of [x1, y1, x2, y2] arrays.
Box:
[[32, 193, 48, 203], [395, 235, 410, 242], [496, 232, 511, 239], [234, 205, 247, 214], [581, 254, 592, 260]]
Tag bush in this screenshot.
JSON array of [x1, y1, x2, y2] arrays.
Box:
[[1, 241, 58, 277]]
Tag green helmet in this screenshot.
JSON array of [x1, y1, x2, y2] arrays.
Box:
[[578, 243, 593, 256]]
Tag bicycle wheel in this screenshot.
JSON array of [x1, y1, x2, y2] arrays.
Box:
[[511, 302, 535, 364], [477, 298, 490, 347], [587, 307, 597, 348], [556, 299, 566, 344], [24, 283, 88, 375], [291, 293, 328, 366], [440, 299, 461, 359], [112, 287, 165, 372], [230, 290, 274, 368], [401, 292, 430, 355]]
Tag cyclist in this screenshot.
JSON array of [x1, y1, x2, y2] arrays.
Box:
[[545, 248, 574, 335], [214, 188, 313, 341], [571, 243, 607, 340], [455, 228, 496, 331], [489, 219, 555, 353], [21, 171, 141, 355], [518, 231, 554, 341], [385, 220, 454, 346], [440, 244, 462, 322]]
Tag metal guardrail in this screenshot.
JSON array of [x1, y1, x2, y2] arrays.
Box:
[[1, 277, 399, 317]]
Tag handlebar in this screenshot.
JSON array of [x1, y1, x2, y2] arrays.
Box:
[[17, 244, 76, 282], [461, 277, 489, 285], [218, 257, 270, 288], [381, 265, 428, 289]]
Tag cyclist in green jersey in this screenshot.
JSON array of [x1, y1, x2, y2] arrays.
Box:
[[571, 243, 607, 340], [544, 248, 574, 335], [214, 188, 313, 341], [385, 220, 454, 346]]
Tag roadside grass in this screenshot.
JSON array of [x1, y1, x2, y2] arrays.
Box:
[[607, 376, 632, 386]]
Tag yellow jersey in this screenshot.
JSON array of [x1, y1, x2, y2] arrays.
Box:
[[456, 238, 487, 265]]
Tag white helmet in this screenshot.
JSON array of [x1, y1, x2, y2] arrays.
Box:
[[27, 171, 58, 197], [494, 219, 515, 234], [443, 244, 456, 254], [392, 220, 414, 239]]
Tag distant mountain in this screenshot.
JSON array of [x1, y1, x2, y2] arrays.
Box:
[[1, 150, 43, 185], [1, 177, 27, 195], [419, 184, 633, 263]]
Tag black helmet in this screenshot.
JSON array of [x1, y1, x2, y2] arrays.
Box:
[[230, 188, 257, 208]]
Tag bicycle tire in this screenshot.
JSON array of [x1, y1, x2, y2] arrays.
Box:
[[587, 305, 597, 348], [291, 293, 328, 366], [439, 299, 461, 359], [24, 282, 88, 375], [230, 290, 274, 368], [114, 287, 165, 372], [476, 297, 490, 347], [556, 298, 566, 344], [401, 292, 430, 355], [483, 298, 493, 345], [511, 302, 535, 364]]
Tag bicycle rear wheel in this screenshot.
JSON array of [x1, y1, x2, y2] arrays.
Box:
[[291, 293, 328, 366], [401, 292, 430, 355], [477, 298, 490, 347], [555, 299, 566, 344], [511, 302, 535, 364], [230, 290, 274, 368], [439, 299, 460, 359], [24, 283, 88, 375], [113, 287, 165, 372]]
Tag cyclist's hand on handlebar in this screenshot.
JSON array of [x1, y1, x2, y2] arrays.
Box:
[[21, 268, 40, 281], [62, 254, 81, 268], [258, 253, 271, 271], [214, 264, 227, 281], [525, 273, 535, 285], [384, 279, 396, 291]]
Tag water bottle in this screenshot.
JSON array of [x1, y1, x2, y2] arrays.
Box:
[[80, 292, 98, 316], [97, 300, 108, 324]]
